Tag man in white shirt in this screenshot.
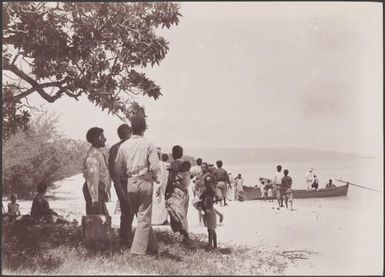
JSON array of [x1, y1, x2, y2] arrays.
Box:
[[273, 165, 284, 208], [306, 169, 314, 190], [115, 116, 160, 256]]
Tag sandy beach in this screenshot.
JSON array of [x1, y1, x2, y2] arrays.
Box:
[[6, 173, 383, 275]]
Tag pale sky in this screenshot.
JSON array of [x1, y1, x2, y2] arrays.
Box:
[[26, 2, 383, 156]]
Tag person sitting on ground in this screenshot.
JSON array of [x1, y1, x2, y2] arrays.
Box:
[[311, 174, 319, 190], [31, 182, 66, 223], [200, 174, 218, 250], [325, 179, 336, 189], [3, 194, 21, 223]]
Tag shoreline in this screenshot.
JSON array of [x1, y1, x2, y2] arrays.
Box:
[[3, 174, 383, 275]]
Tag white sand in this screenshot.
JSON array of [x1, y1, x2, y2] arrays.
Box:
[[6, 174, 383, 275]]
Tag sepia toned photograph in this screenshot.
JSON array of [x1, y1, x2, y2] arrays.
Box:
[[2, 1, 383, 275]]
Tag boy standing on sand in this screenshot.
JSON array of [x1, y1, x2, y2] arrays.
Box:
[[200, 174, 218, 250], [286, 188, 294, 210], [193, 162, 224, 225], [281, 169, 293, 209]]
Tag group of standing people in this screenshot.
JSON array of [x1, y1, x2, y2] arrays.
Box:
[[272, 165, 293, 210], [83, 116, 160, 255], [82, 116, 237, 253]]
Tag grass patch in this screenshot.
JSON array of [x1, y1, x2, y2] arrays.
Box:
[[2, 223, 289, 275]]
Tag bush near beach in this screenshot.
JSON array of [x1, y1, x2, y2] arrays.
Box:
[[2, 112, 88, 198], [2, 221, 288, 275]]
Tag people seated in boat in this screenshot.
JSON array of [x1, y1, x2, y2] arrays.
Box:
[[311, 174, 319, 190], [325, 179, 336, 189]]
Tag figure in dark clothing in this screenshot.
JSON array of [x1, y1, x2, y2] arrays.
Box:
[[31, 182, 59, 220], [165, 145, 191, 244], [200, 174, 218, 250], [108, 124, 132, 245], [213, 160, 230, 206], [281, 169, 293, 209]]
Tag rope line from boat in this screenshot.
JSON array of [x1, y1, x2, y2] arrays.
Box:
[[335, 179, 382, 193]]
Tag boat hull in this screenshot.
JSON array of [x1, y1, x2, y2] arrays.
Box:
[[242, 184, 349, 200], [293, 185, 349, 198]]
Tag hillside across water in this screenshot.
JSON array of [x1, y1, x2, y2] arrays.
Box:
[[181, 147, 362, 164]]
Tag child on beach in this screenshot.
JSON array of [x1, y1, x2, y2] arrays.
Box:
[[281, 169, 293, 209], [267, 187, 274, 202], [3, 194, 21, 223], [286, 188, 294, 210], [200, 174, 218, 250]]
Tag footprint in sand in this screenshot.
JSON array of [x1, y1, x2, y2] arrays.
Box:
[[282, 250, 319, 261]]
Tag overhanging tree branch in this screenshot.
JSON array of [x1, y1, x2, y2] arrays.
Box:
[[4, 64, 67, 102]]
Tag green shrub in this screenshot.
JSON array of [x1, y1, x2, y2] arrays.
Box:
[[2, 112, 88, 198]]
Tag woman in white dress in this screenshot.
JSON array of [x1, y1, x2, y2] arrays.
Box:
[[152, 153, 169, 225]]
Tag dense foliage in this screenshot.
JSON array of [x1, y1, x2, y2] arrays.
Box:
[[3, 2, 181, 125], [2, 86, 31, 140], [2, 112, 89, 198]]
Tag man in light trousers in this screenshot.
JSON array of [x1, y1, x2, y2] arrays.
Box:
[[115, 116, 160, 255]]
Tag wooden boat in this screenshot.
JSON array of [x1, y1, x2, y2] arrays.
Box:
[[242, 177, 349, 200], [291, 184, 349, 199], [242, 185, 263, 200]]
